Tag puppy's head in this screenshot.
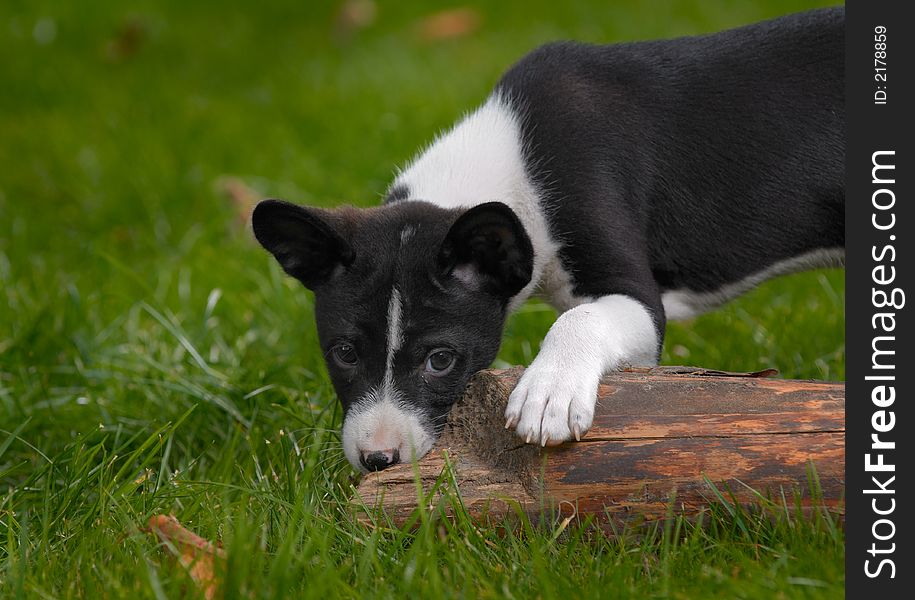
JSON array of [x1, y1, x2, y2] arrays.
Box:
[[252, 199, 533, 472]]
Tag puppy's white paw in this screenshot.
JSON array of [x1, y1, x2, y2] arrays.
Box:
[[504, 296, 658, 447], [504, 361, 600, 446]]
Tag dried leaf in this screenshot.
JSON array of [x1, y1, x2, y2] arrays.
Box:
[[146, 514, 225, 600], [104, 18, 147, 63], [335, 0, 378, 41], [414, 7, 481, 43]]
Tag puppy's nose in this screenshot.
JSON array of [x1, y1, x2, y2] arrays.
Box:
[[359, 448, 401, 472]]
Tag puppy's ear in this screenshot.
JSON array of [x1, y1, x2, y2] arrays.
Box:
[[252, 199, 355, 289], [439, 202, 533, 298]]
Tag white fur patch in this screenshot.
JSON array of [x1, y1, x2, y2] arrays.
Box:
[[662, 247, 845, 320], [399, 225, 416, 246], [341, 391, 434, 473], [504, 295, 658, 446], [385, 287, 403, 385], [392, 93, 557, 311]]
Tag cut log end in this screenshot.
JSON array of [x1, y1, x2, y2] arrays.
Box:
[[353, 367, 845, 530]]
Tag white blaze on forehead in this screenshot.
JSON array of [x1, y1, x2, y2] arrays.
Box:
[[384, 287, 403, 392]]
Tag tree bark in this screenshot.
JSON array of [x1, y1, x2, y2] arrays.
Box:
[[353, 367, 845, 530]]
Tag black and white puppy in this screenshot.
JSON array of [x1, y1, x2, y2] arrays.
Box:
[[252, 7, 845, 472]]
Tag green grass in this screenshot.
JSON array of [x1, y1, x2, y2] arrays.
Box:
[[2, 0, 843, 597]]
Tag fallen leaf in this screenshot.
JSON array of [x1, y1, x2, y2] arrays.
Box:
[[335, 0, 378, 41], [414, 7, 481, 43], [104, 18, 147, 63], [146, 514, 226, 600]]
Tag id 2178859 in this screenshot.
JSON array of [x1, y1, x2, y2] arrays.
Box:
[[874, 25, 887, 105]]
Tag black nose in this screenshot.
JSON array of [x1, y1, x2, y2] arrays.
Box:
[[360, 448, 401, 471]]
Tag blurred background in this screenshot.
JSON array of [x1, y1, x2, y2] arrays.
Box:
[[0, 1, 845, 597], [0, 0, 843, 383]]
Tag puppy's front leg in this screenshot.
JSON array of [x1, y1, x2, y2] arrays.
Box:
[[505, 294, 660, 446]]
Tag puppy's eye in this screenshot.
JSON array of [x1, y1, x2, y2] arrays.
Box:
[[332, 343, 358, 368], [425, 349, 456, 376]]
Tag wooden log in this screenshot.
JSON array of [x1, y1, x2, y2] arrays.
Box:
[[353, 367, 845, 530]]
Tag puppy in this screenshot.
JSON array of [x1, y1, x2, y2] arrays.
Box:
[[252, 7, 845, 472]]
